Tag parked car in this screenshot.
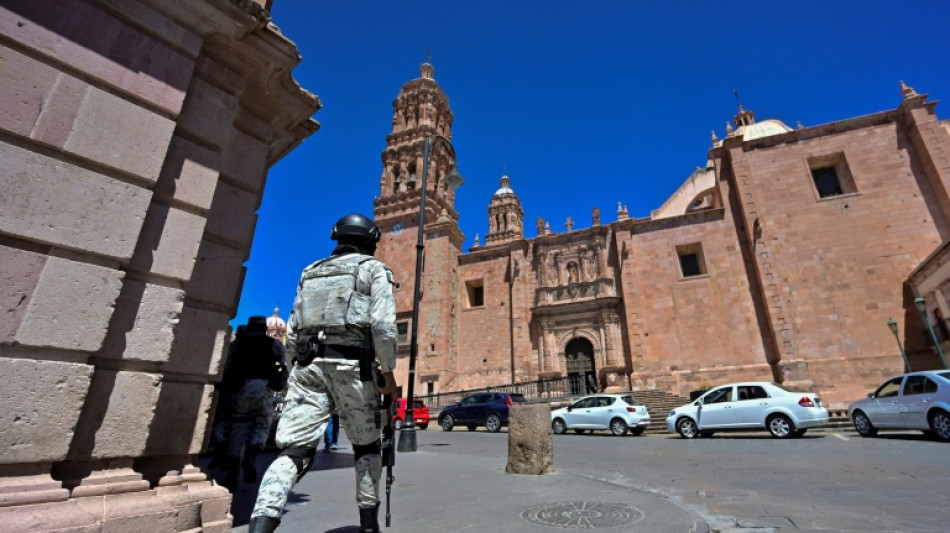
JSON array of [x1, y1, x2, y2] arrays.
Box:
[[550, 394, 651, 436], [666, 382, 829, 439], [848, 370, 950, 441], [393, 397, 429, 430], [438, 392, 527, 433]]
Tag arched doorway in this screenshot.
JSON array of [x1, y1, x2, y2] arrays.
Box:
[[565, 337, 596, 395]]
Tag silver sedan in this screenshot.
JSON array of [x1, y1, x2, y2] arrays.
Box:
[[848, 370, 950, 441], [550, 394, 651, 436]]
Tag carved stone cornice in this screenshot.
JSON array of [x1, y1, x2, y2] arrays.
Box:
[[139, 0, 321, 164]]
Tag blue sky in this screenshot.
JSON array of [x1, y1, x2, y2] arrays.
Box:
[[233, 1, 950, 327]]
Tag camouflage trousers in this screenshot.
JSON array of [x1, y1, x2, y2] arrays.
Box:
[[212, 379, 275, 459], [252, 360, 381, 520]]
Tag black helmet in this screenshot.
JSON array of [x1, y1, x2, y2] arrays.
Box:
[[331, 213, 381, 243]]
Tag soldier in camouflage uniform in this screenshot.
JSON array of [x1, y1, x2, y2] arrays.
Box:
[[217, 316, 287, 489], [249, 213, 398, 533]]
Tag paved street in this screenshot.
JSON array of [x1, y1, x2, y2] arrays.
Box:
[[217, 427, 950, 532]]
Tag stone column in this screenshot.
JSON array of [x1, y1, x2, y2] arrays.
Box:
[[506, 404, 554, 475]]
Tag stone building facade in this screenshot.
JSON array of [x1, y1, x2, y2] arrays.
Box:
[[0, 0, 317, 531], [375, 65, 950, 409]]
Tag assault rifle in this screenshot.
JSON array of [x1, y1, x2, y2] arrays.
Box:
[[378, 373, 396, 527]]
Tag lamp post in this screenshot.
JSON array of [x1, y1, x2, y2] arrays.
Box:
[[887, 318, 910, 372], [398, 134, 463, 453], [915, 296, 949, 369]]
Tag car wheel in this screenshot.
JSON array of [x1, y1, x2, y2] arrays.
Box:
[[767, 414, 794, 438], [676, 417, 699, 439], [852, 410, 878, 437], [929, 409, 950, 442], [630, 427, 645, 436], [485, 413, 502, 433], [393, 419, 403, 430], [574, 429, 587, 435], [440, 414, 454, 431], [552, 418, 567, 434], [793, 429, 807, 438], [610, 418, 629, 436], [467, 424, 477, 431], [418, 423, 428, 430]]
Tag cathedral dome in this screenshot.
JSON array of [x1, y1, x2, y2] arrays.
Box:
[[734, 119, 792, 141], [494, 174, 515, 196]]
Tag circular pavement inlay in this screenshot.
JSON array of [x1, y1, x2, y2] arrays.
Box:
[[521, 501, 645, 529]]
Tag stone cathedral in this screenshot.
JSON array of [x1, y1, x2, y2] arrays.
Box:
[[374, 63, 950, 409]]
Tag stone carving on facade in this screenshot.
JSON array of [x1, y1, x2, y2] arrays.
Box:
[[567, 261, 579, 284]]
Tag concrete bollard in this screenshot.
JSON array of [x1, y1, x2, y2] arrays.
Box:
[[505, 403, 555, 475]]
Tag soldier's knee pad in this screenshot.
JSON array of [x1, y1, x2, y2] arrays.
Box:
[[352, 440, 381, 461], [279, 446, 316, 482]]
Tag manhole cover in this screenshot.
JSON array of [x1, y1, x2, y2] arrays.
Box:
[[521, 501, 645, 529]]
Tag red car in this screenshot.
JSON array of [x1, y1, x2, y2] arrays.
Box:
[[393, 398, 430, 430]]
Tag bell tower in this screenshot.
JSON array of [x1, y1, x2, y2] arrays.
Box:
[[373, 62, 466, 393], [485, 174, 524, 246]]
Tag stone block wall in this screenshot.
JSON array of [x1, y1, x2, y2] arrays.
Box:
[[0, 0, 319, 531]]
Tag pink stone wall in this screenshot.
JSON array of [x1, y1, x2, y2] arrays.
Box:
[[0, 0, 319, 530]]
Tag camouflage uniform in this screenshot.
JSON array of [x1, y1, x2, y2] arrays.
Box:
[[251, 251, 397, 522], [224, 378, 276, 458]]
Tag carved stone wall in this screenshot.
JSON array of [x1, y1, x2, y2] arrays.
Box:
[[0, 1, 319, 530]]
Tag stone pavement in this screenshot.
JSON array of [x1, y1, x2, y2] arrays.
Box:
[[212, 427, 948, 533], [215, 435, 708, 532]]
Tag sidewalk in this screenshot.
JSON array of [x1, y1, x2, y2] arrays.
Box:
[[214, 432, 709, 533]]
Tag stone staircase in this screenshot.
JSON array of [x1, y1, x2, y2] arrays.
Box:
[[625, 389, 692, 434]]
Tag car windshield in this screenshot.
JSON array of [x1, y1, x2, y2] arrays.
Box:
[[620, 395, 635, 405], [938, 371, 950, 381], [509, 394, 527, 403], [412, 401, 425, 409]]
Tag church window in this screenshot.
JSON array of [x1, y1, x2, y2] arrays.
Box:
[[465, 279, 484, 308], [397, 321, 409, 345], [676, 243, 707, 278], [808, 153, 856, 199]]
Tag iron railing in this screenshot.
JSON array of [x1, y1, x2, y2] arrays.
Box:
[[415, 375, 597, 410]]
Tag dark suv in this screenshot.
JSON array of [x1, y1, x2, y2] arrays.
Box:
[[438, 392, 527, 433]]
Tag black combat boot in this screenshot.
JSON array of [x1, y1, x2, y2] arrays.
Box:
[[248, 516, 280, 533], [358, 504, 380, 533]]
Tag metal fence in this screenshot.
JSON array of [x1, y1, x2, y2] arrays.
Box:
[[415, 375, 595, 410]]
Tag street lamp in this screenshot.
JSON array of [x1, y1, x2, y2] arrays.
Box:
[[398, 134, 463, 453], [915, 296, 949, 369], [887, 318, 910, 372]]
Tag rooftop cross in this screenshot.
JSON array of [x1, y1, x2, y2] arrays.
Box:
[[564, 216, 574, 232]]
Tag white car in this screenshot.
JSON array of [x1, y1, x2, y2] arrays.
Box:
[[666, 382, 829, 439], [848, 370, 950, 441], [551, 394, 651, 436]]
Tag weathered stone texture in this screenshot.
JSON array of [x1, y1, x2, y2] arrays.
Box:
[[176, 77, 239, 150], [457, 253, 512, 388], [221, 130, 269, 192], [127, 203, 207, 282], [0, 359, 92, 464], [153, 137, 221, 210], [506, 403, 554, 475], [99, 281, 185, 363], [57, 85, 176, 181], [0, 1, 195, 114], [184, 240, 245, 309], [69, 370, 161, 459], [0, 244, 48, 343], [164, 306, 230, 378], [205, 180, 259, 247], [15, 257, 124, 351], [0, 142, 152, 260], [144, 382, 215, 456]]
